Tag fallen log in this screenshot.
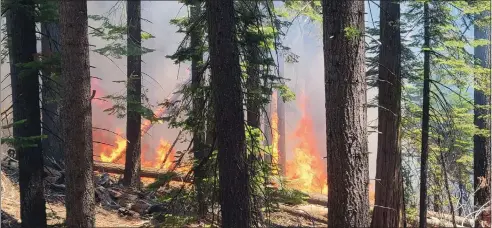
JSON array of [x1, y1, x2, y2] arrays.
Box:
[[428, 211, 473, 227], [278, 204, 327, 224], [305, 193, 471, 227], [93, 161, 190, 182], [307, 193, 327, 206]]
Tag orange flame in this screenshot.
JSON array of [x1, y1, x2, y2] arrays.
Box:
[[91, 78, 177, 170], [286, 92, 328, 194]]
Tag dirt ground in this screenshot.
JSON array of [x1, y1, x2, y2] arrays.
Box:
[[1, 171, 328, 227], [1, 172, 147, 227]]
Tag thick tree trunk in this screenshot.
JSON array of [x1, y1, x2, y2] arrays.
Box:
[[473, 9, 491, 220], [246, 42, 261, 129], [6, 0, 48, 227], [123, 0, 142, 188], [371, 1, 403, 227], [322, 1, 369, 227], [190, 2, 207, 218], [206, 0, 251, 226], [420, 3, 431, 228], [41, 19, 63, 168], [60, 1, 96, 227]]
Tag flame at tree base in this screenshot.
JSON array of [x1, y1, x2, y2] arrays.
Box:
[[285, 92, 327, 194]]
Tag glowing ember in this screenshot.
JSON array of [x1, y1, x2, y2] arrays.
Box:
[[286, 92, 327, 194]]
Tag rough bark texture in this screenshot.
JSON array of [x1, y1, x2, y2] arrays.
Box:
[[123, 0, 142, 188], [322, 1, 369, 227], [190, 2, 207, 218], [370, 1, 403, 227], [41, 19, 63, 168], [420, 3, 430, 228], [246, 41, 261, 129], [206, 0, 251, 226], [473, 9, 491, 218], [60, 1, 96, 227], [6, 0, 48, 227]]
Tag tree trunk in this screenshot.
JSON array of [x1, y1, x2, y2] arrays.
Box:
[[206, 0, 251, 226], [41, 13, 63, 168], [190, 2, 207, 218], [6, 0, 48, 227], [473, 8, 491, 221], [371, 1, 403, 227], [458, 182, 465, 216], [419, 3, 431, 228], [246, 35, 261, 129], [322, 1, 369, 227], [277, 59, 286, 176], [123, 0, 142, 188], [60, 1, 96, 227]]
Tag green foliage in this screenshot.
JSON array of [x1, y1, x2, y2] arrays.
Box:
[[1, 135, 48, 148], [147, 172, 180, 190], [344, 26, 361, 40], [271, 187, 308, 205], [88, 14, 155, 58]]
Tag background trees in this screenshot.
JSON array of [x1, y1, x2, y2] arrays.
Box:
[[0, 1, 490, 228]]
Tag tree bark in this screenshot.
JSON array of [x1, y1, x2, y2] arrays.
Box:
[[371, 1, 403, 227], [123, 0, 142, 189], [322, 1, 369, 227], [189, 2, 207, 218], [473, 8, 491, 221], [206, 0, 251, 226], [6, 0, 48, 226], [41, 16, 63, 168], [420, 3, 431, 228], [60, 1, 96, 227]]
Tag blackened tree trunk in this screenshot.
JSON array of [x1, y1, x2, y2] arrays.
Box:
[[371, 1, 403, 227], [60, 1, 96, 227], [473, 9, 491, 218], [6, 0, 47, 227], [41, 8, 63, 168], [206, 0, 251, 226], [190, 2, 207, 218], [123, 0, 142, 188], [419, 3, 431, 228], [245, 38, 261, 128], [322, 1, 369, 227]]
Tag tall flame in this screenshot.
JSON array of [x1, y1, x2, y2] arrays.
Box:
[[286, 92, 328, 194]]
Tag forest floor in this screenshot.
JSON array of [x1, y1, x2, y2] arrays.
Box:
[[1, 170, 328, 227]]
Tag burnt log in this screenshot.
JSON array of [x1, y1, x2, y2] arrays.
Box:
[[93, 161, 190, 182]]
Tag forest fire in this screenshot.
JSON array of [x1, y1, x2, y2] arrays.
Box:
[[91, 79, 177, 171], [286, 93, 328, 194]]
